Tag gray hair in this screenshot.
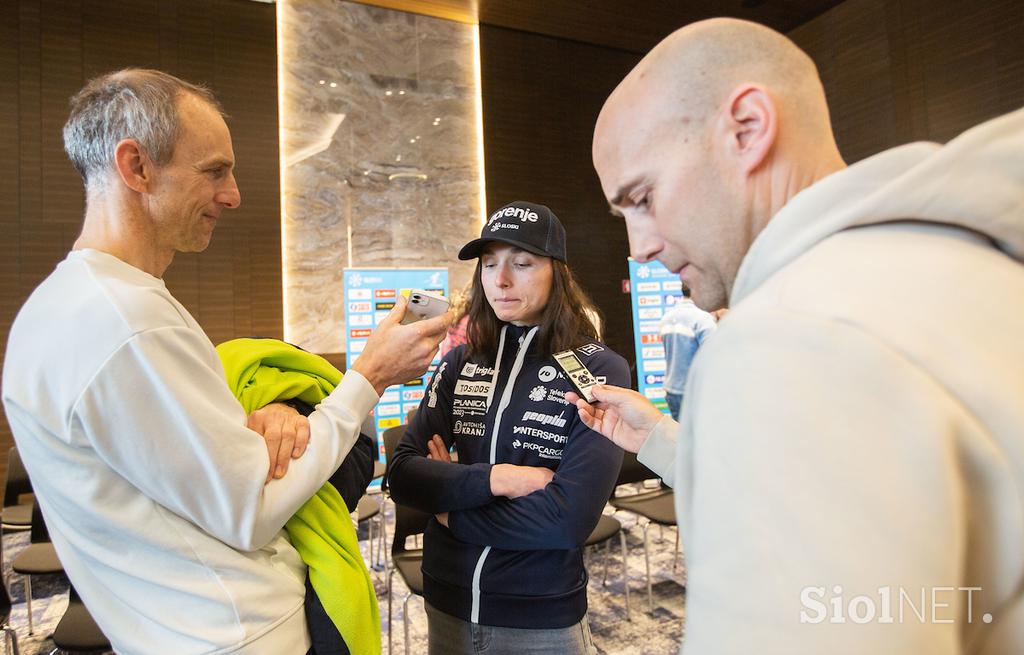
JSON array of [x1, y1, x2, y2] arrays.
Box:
[[63, 68, 223, 190]]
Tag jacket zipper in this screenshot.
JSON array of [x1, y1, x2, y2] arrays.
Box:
[[470, 325, 538, 623]]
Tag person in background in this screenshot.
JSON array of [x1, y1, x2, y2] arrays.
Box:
[[440, 283, 472, 357], [2, 69, 448, 655], [388, 201, 630, 655], [577, 17, 1024, 654], [658, 285, 716, 418]]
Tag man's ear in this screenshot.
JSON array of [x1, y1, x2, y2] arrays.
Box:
[[113, 139, 153, 193], [720, 84, 777, 175]]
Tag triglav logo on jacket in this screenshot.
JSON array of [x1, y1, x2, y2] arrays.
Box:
[[538, 366, 557, 382], [461, 362, 495, 378]]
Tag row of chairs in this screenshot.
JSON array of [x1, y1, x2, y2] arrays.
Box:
[[375, 425, 680, 655]]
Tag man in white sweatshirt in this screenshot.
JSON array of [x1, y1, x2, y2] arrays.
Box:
[[578, 18, 1024, 655], [2, 69, 449, 654]]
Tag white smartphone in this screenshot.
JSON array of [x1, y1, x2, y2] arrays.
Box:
[[400, 290, 450, 325]]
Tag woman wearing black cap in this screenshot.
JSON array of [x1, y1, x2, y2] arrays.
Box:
[[389, 201, 630, 654]]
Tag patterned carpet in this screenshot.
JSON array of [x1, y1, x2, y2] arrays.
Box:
[[2, 483, 687, 654]]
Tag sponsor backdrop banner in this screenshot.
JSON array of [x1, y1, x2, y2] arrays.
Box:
[[627, 258, 683, 414], [343, 268, 449, 459]]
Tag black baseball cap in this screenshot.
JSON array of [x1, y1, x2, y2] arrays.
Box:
[[458, 201, 567, 262]]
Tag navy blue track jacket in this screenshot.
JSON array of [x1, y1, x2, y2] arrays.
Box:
[[388, 323, 629, 629]]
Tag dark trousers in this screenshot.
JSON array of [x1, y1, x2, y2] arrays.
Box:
[[305, 573, 352, 655]]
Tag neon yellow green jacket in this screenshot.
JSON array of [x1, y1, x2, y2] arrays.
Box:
[[217, 338, 380, 655]]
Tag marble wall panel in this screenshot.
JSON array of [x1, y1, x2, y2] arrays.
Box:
[[280, 0, 482, 354]]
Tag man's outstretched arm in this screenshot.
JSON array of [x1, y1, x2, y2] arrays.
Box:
[[567, 385, 679, 486]]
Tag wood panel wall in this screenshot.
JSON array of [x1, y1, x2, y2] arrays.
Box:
[[480, 0, 1023, 377], [0, 0, 282, 475], [790, 0, 1024, 163], [479, 25, 642, 375]]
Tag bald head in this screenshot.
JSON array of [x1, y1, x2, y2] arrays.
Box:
[[592, 19, 845, 310], [598, 18, 834, 162]]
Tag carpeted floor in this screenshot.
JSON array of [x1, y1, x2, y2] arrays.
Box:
[[2, 482, 687, 654]]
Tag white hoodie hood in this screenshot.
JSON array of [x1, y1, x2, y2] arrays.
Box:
[[732, 107, 1024, 305]]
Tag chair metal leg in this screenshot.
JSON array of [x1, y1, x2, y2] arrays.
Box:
[[619, 529, 631, 621], [2, 625, 20, 655], [366, 517, 374, 569], [642, 521, 652, 613], [673, 529, 680, 573], [387, 569, 395, 655], [23, 577, 32, 635], [402, 592, 412, 655], [379, 501, 388, 569], [602, 538, 611, 585]]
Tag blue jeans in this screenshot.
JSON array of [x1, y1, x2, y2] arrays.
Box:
[[666, 391, 683, 419], [425, 602, 597, 655]]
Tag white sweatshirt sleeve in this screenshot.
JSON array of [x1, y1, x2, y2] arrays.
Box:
[[72, 325, 379, 551], [638, 415, 679, 487], [678, 311, 965, 655]]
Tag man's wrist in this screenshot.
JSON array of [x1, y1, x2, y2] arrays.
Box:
[[349, 359, 386, 396]]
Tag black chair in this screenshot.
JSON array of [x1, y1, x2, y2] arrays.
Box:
[[355, 494, 384, 570], [11, 503, 62, 635], [0, 539, 20, 655], [386, 500, 429, 655], [1, 449, 33, 571], [362, 413, 386, 482], [380, 424, 407, 495], [355, 412, 387, 569], [608, 452, 678, 612], [50, 583, 111, 654]]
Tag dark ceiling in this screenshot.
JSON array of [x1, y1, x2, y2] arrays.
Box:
[[351, 0, 847, 52]]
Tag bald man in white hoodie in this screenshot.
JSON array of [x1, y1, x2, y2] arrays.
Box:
[[574, 17, 1024, 655]]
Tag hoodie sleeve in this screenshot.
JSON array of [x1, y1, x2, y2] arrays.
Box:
[[387, 348, 496, 514], [446, 351, 629, 550]]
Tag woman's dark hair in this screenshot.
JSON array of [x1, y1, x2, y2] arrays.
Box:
[[466, 257, 601, 360]]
